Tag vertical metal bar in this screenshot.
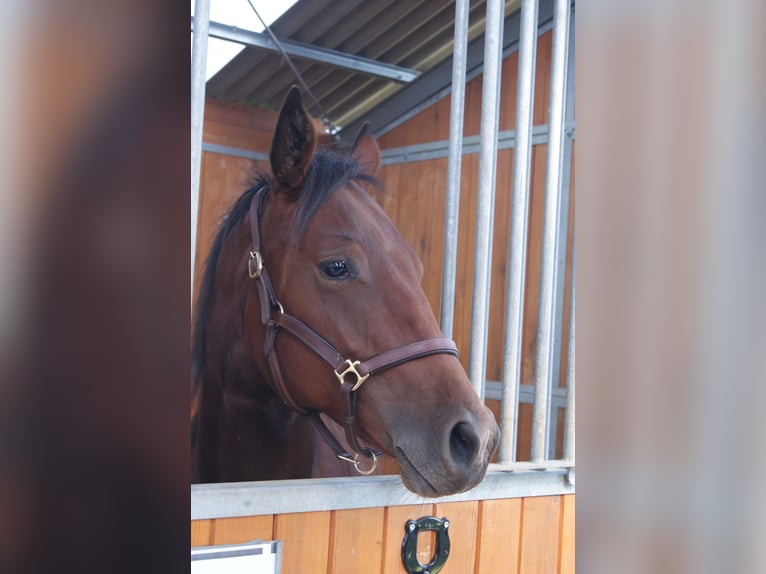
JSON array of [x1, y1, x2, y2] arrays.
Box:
[[530, 0, 570, 462], [439, 0, 470, 339], [547, 9, 575, 459], [563, 244, 575, 462], [498, 0, 539, 464], [191, 0, 211, 307], [467, 0, 505, 400]]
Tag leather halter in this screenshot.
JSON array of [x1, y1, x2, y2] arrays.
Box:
[[247, 184, 459, 474]]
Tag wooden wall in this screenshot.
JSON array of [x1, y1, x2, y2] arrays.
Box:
[[375, 30, 574, 460], [191, 495, 574, 574]]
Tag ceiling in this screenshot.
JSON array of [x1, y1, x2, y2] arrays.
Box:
[[206, 0, 523, 136]]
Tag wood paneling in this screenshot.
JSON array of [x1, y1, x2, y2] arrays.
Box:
[[211, 515, 274, 545], [275, 511, 332, 574], [559, 495, 576, 574], [191, 519, 212, 547], [434, 501, 479, 573], [327, 508, 385, 573], [192, 495, 574, 573], [476, 498, 523, 573], [519, 495, 562, 574]]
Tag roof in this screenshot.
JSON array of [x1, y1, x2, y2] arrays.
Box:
[[206, 0, 523, 137]]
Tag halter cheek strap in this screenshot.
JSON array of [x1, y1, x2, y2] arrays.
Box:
[[247, 186, 459, 474]]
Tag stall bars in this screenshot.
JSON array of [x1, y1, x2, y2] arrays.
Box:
[[438, 0, 575, 471]]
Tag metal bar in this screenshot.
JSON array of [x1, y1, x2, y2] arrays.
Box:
[[380, 124, 552, 166], [202, 142, 269, 162], [547, 7, 575, 460], [498, 0, 539, 464], [340, 0, 557, 140], [196, 20, 420, 84], [467, 0, 504, 400], [563, 244, 575, 461], [439, 0, 470, 339], [191, 468, 574, 520], [531, 0, 571, 462], [191, 0, 210, 307], [244, 0, 335, 134], [484, 380, 568, 407]]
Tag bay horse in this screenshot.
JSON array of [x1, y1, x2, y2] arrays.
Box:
[[192, 87, 499, 497]]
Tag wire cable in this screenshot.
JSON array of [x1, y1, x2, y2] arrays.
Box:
[[246, 0, 340, 137]]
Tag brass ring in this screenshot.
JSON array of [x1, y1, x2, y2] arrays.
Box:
[[248, 250, 263, 279], [353, 449, 379, 475]]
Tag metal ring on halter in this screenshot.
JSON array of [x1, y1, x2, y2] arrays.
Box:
[[353, 448, 379, 475], [248, 250, 263, 279], [337, 448, 379, 475]]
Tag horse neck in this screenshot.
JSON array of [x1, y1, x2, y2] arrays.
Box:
[[194, 217, 315, 482]]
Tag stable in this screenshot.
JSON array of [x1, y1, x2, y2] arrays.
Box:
[[191, 0, 575, 572]]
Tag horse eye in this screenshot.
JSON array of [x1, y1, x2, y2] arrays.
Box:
[[320, 259, 350, 280]]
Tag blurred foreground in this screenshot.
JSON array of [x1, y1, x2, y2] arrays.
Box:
[[0, 0, 764, 573]]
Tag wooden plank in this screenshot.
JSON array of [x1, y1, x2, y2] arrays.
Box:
[[521, 146, 548, 389], [558, 495, 575, 574], [433, 500, 479, 574], [275, 511, 332, 574], [328, 508, 385, 574], [381, 504, 435, 574], [211, 515, 274, 545], [534, 31, 553, 125], [191, 519, 213, 547], [486, 147, 514, 381], [519, 495, 562, 574], [476, 498, 523, 573], [516, 402, 533, 461]]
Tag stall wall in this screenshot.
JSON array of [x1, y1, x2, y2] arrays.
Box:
[[375, 30, 574, 460], [192, 495, 575, 574]]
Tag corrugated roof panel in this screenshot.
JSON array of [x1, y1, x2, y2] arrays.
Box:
[[206, 0, 521, 129]]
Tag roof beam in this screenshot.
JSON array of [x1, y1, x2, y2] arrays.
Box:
[[339, 0, 558, 140], [191, 19, 421, 84]]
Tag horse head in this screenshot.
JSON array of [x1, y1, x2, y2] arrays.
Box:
[[244, 87, 500, 496]]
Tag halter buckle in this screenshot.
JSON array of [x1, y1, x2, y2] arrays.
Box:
[[335, 359, 370, 392], [248, 250, 263, 279]]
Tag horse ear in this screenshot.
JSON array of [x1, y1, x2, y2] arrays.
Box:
[[270, 86, 316, 191], [351, 122, 380, 176]]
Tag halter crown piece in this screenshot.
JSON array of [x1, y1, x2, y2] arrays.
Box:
[[247, 185, 459, 474]]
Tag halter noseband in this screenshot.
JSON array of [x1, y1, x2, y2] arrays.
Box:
[[247, 185, 459, 474]]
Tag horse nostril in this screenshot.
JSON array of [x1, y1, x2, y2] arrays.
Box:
[[449, 421, 479, 467]]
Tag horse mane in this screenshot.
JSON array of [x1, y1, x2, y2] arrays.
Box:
[[191, 145, 381, 429]]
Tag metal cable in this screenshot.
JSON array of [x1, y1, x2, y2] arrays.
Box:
[[246, 0, 339, 137]]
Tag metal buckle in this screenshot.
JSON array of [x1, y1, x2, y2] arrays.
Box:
[[337, 448, 378, 475], [335, 359, 370, 392], [248, 250, 263, 279]]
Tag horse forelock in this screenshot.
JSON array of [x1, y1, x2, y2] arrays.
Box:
[[287, 146, 382, 245]]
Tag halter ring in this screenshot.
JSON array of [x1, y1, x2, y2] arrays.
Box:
[[248, 250, 263, 279], [337, 448, 378, 475]]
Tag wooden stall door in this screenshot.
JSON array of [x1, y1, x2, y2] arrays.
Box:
[[191, 494, 574, 574]]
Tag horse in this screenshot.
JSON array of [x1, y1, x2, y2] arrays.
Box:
[[191, 87, 500, 497]]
